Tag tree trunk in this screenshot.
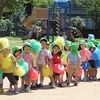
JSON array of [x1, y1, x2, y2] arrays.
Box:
[[0, 0, 9, 20], [0, 0, 4, 20]]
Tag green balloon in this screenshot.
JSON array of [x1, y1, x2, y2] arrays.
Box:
[[22, 62, 29, 73], [18, 59, 29, 74], [29, 39, 42, 53], [0, 70, 3, 77]]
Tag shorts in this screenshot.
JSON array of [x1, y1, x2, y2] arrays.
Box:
[[31, 33, 36, 39], [0, 77, 3, 84], [3, 73, 16, 85], [88, 60, 96, 68], [21, 73, 30, 80], [68, 64, 78, 76], [14, 75, 19, 81], [38, 64, 44, 77], [53, 72, 60, 76]]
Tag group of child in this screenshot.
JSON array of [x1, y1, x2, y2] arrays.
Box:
[[0, 35, 100, 94]]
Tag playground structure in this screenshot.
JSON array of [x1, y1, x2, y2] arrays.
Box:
[[23, 0, 83, 41]]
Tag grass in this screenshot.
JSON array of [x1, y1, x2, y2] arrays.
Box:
[[6, 36, 21, 41], [1, 36, 100, 49], [6, 36, 23, 48]]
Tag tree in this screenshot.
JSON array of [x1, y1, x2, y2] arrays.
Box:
[[0, 0, 31, 20], [33, 0, 54, 8], [76, 0, 100, 30], [0, 0, 10, 20], [71, 16, 85, 30]]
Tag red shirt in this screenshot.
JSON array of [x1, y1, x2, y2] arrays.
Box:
[[52, 54, 62, 64]]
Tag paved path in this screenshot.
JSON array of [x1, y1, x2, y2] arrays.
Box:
[[0, 70, 100, 100]]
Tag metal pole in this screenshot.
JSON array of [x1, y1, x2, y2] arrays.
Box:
[[46, 7, 50, 41]]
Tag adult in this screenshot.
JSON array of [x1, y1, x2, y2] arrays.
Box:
[[22, 22, 41, 40]]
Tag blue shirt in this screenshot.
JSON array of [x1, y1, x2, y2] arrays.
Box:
[[91, 48, 100, 68], [67, 52, 80, 64]]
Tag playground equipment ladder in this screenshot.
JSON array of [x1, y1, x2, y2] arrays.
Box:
[[46, 0, 72, 41]]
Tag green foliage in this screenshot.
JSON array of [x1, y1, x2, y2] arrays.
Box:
[[76, 0, 100, 28], [33, 0, 54, 7], [0, 2, 26, 34], [71, 16, 85, 30], [9, 4, 26, 25], [0, 0, 30, 20], [4, 0, 30, 12], [0, 18, 13, 30]]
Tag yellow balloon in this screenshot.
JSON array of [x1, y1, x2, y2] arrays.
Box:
[[14, 67, 25, 77], [54, 36, 65, 48], [42, 65, 51, 77], [0, 38, 9, 49]]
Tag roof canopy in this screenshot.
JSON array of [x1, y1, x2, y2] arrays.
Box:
[[54, 0, 71, 8], [54, 0, 69, 2]]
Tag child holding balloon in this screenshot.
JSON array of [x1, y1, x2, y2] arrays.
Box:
[[66, 42, 81, 86], [29, 39, 41, 89], [21, 42, 34, 92], [1, 46, 19, 94], [46, 42, 56, 88], [88, 43, 100, 81], [37, 38, 48, 88], [62, 40, 71, 82], [7, 46, 22, 92], [79, 40, 91, 81], [0, 53, 4, 94], [52, 43, 63, 87], [0, 67, 3, 94]]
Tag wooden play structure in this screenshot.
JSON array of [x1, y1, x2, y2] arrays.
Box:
[[23, 8, 48, 30], [23, 0, 83, 42]]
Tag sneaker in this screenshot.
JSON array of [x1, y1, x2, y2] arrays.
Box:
[[74, 82, 78, 86], [83, 77, 88, 82], [55, 81, 58, 86], [25, 87, 31, 92], [66, 82, 70, 86], [38, 84, 43, 88], [51, 83, 56, 88], [78, 77, 82, 82], [24, 84, 28, 88], [35, 83, 39, 88], [19, 86, 25, 91], [0, 88, 4, 94], [31, 85, 37, 90], [87, 77, 92, 81], [8, 88, 14, 92], [58, 83, 63, 87], [14, 89, 19, 94], [92, 77, 97, 81], [49, 82, 52, 86]]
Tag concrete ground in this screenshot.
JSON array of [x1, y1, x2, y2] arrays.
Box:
[[0, 69, 100, 100]]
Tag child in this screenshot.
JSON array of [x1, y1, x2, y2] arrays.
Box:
[[52, 43, 63, 87], [67, 42, 81, 86], [46, 42, 56, 88], [37, 38, 48, 88], [1, 46, 19, 94], [29, 39, 41, 89], [88, 43, 100, 81], [0, 69, 3, 94], [31, 51, 38, 90], [62, 40, 71, 82], [8, 46, 22, 92], [20, 42, 34, 92], [79, 40, 91, 81]]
